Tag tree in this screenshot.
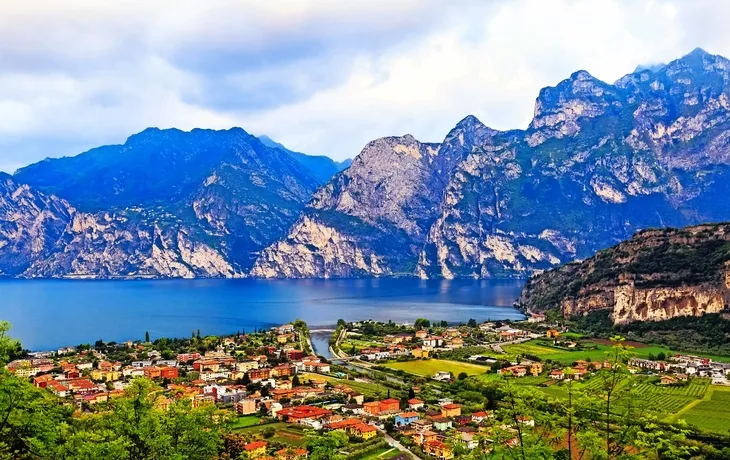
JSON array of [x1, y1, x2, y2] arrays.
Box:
[[145, 331, 150, 343], [414, 318, 430, 330], [458, 372, 469, 380], [467, 318, 478, 328], [306, 430, 347, 460]]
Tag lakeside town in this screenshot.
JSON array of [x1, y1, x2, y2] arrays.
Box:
[[6, 314, 730, 459]]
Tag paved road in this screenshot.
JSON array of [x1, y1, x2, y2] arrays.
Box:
[[378, 428, 422, 460]]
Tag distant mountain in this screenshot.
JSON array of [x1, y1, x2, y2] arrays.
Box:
[[254, 48, 730, 279], [518, 223, 730, 324], [6, 48, 730, 280], [12, 128, 331, 276], [258, 135, 351, 183]]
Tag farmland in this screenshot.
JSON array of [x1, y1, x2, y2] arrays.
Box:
[[676, 386, 730, 434], [299, 372, 391, 398], [233, 422, 307, 447], [501, 340, 676, 364], [382, 358, 490, 377]]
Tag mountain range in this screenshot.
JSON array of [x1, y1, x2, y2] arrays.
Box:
[[3, 48, 730, 279]]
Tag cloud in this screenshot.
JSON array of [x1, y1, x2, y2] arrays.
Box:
[[0, 0, 729, 172]]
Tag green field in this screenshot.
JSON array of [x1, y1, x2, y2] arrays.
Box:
[[299, 372, 390, 398], [678, 386, 730, 434], [233, 422, 306, 446], [228, 415, 265, 429], [383, 359, 490, 377], [501, 340, 677, 364], [501, 339, 730, 364]]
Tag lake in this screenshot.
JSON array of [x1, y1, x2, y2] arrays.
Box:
[[0, 278, 525, 351]]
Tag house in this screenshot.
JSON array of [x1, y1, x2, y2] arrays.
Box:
[[33, 374, 54, 388], [546, 329, 560, 338], [661, 375, 679, 385], [411, 419, 433, 433], [521, 360, 543, 376], [411, 347, 429, 359], [275, 447, 308, 459], [47, 380, 70, 397], [423, 440, 454, 459], [394, 412, 420, 426], [277, 405, 331, 423], [328, 418, 363, 432], [363, 401, 381, 416], [412, 430, 438, 446], [516, 416, 535, 427], [379, 398, 400, 413], [433, 371, 452, 381], [244, 440, 268, 458], [431, 417, 453, 431], [276, 324, 296, 334], [235, 399, 258, 415], [528, 313, 546, 323], [499, 366, 527, 377], [447, 337, 464, 348], [277, 333, 296, 344], [441, 403, 461, 418], [248, 368, 272, 382], [415, 330, 428, 339], [550, 369, 564, 380], [286, 349, 305, 361], [471, 411, 492, 423], [272, 364, 296, 378], [408, 398, 425, 410], [351, 423, 377, 440]]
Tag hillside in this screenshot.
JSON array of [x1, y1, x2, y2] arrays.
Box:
[[518, 222, 730, 324]]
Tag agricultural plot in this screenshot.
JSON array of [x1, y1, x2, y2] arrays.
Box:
[[299, 372, 390, 398], [228, 415, 265, 429], [233, 422, 307, 447], [679, 386, 730, 434], [382, 359, 490, 377]]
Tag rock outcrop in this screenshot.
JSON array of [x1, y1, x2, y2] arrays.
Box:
[[519, 223, 730, 324]]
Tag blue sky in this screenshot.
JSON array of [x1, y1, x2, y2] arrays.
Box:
[[2, 0, 730, 172]]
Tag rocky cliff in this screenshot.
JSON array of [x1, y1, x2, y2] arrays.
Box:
[[518, 223, 730, 324], [11, 128, 334, 277], [0, 173, 240, 278], [256, 48, 730, 279]]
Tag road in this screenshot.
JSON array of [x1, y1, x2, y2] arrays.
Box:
[[378, 427, 422, 460]]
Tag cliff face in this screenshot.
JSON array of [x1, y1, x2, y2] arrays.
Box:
[[257, 48, 730, 279], [252, 117, 496, 277], [11, 129, 333, 277], [0, 173, 240, 278], [519, 223, 730, 324]]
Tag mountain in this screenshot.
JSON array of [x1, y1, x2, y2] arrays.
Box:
[[11, 128, 338, 277], [518, 223, 730, 324], [258, 135, 351, 183], [255, 48, 730, 279], [251, 116, 497, 277]]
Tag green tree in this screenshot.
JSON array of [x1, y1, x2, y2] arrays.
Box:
[[145, 331, 150, 343], [305, 430, 347, 460]]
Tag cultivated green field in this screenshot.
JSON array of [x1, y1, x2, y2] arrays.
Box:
[[383, 359, 490, 377], [233, 422, 307, 446], [678, 386, 730, 434], [299, 372, 390, 398], [228, 415, 265, 429], [358, 447, 400, 460], [501, 340, 676, 364]]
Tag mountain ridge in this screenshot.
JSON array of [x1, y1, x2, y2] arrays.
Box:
[[5, 48, 730, 280]]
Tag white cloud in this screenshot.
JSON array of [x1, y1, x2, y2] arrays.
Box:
[[0, 0, 729, 172]]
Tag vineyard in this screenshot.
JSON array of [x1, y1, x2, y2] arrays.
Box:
[[678, 386, 730, 434]]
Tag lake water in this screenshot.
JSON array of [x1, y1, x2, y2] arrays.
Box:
[[0, 278, 525, 351]]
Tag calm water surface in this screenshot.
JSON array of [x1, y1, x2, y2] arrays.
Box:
[[0, 278, 525, 351]]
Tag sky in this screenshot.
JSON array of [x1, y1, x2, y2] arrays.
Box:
[[2, 0, 730, 172]]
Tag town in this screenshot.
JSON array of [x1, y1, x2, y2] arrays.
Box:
[[6, 316, 730, 459]]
